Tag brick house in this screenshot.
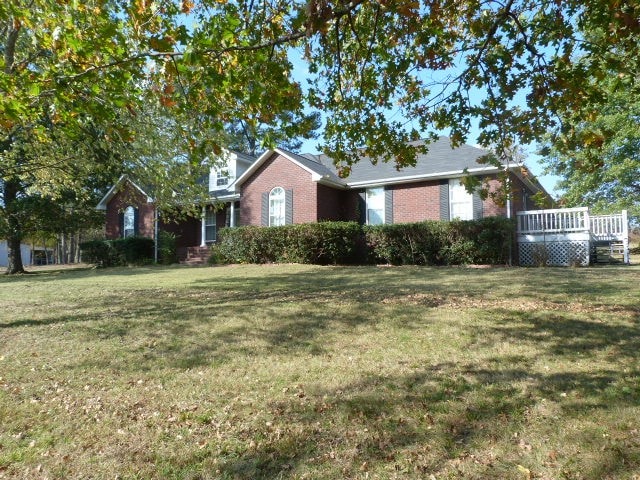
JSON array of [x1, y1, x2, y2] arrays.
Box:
[[98, 137, 549, 262], [235, 137, 548, 227]]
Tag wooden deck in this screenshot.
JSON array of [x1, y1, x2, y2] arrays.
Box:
[[517, 207, 629, 266]]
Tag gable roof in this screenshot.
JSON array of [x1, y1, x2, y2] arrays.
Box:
[[306, 137, 503, 187], [234, 148, 347, 191], [234, 137, 508, 190], [96, 175, 154, 211]]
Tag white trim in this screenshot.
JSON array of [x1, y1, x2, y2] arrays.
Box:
[[269, 186, 286, 226], [200, 206, 206, 247], [234, 149, 342, 191], [209, 192, 241, 202], [345, 166, 504, 188], [365, 187, 385, 225], [313, 173, 349, 189], [96, 175, 153, 210]]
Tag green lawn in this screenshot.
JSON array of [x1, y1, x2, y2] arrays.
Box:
[[1, 264, 639, 479]]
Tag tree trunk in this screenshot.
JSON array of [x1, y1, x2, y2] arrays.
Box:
[[4, 178, 26, 274]]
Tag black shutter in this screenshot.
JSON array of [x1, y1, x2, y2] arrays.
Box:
[[119, 212, 125, 238], [472, 191, 483, 220], [285, 189, 293, 225], [439, 180, 450, 221], [358, 191, 367, 225], [261, 192, 269, 226], [384, 188, 393, 224], [133, 207, 139, 236]]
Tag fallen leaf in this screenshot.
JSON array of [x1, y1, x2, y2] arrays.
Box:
[[516, 464, 531, 479]]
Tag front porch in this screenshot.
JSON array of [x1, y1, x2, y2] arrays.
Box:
[[160, 200, 239, 265], [517, 207, 630, 266]]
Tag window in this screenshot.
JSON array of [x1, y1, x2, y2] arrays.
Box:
[[209, 168, 230, 191], [366, 187, 385, 225], [449, 179, 473, 220], [205, 209, 216, 243], [216, 170, 229, 187], [123, 206, 136, 238], [269, 187, 285, 226]]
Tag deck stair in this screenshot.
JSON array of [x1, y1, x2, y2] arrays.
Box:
[[178, 246, 211, 266], [592, 241, 626, 264]]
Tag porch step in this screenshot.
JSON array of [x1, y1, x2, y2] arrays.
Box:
[[178, 246, 212, 266]]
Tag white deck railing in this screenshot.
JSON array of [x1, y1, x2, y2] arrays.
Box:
[[590, 212, 628, 241], [517, 207, 589, 234], [517, 207, 629, 264]]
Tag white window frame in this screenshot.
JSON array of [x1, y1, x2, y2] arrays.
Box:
[[366, 187, 385, 225], [449, 179, 473, 220], [123, 206, 135, 238], [209, 168, 231, 191], [204, 208, 216, 243], [215, 169, 229, 187], [269, 187, 285, 226]]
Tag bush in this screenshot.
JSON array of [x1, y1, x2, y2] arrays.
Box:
[[364, 217, 515, 265], [212, 222, 365, 265], [79, 240, 117, 267], [158, 231, 178, 265], [80, 237, 154, 267], [212, 218, 514, 266]]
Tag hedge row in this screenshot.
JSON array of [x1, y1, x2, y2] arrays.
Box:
[[364, 217, 514, 265], [212, 217, 514, 266], [212, 222, 364, 265], [80, 237, 155, 267]]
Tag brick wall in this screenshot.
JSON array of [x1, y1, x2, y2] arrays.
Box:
[[481, 175, 508, 218], [389, 180, 443, 222], [317, 184, 350, 221], [105, 183, 155, 239], [240, 153, 319, 225], [159, 215, 200, 248]]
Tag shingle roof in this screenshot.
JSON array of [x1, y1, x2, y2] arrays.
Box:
[[282, 150, 346, 186], [301, 137, 498, 186]]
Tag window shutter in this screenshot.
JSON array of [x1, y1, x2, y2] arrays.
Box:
[[472, 191, 483, 220], [261, 192, 269, 226], [119, 212, 125, 238], [439, 181, 450, 221], [133, 208, 140, 236], [384, 189, 393, 224], [358, 191, 366, 225], [285, 189, 293, 225]]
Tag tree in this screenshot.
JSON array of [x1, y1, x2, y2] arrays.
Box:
[[2, 0, 640, 272], [541, 85, 640, 222], [224, 111, 322, 156]]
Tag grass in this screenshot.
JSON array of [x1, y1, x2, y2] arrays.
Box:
[[0, 263, 639, 479]]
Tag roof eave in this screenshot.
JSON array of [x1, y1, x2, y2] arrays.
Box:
[[345, 166, 504, 188], [96, 174, 154, 210]]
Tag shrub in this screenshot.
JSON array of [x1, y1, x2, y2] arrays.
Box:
[[364, 217, 515, 265], [158, 231, 178, 265], [212, 222, 364, 265], [79, 240, 116, 267], [111, 237, 154, 264], [80, 237, 154, 267]]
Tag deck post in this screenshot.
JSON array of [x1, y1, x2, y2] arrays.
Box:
[[622, 210, 629, 264]]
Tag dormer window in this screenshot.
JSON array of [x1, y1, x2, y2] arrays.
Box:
[[216, 170, 229, 187], [209, 168, 232, 191]]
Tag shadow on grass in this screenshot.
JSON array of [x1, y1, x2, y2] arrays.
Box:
[[162, 360, 640, 479], [3, 265, 639, 373]]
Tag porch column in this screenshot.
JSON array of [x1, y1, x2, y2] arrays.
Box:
[[229, 202, 236, 228], [200, 206, 206, 247]]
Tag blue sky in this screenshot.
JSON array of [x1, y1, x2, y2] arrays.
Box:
[[287, 48, 562, 198]]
